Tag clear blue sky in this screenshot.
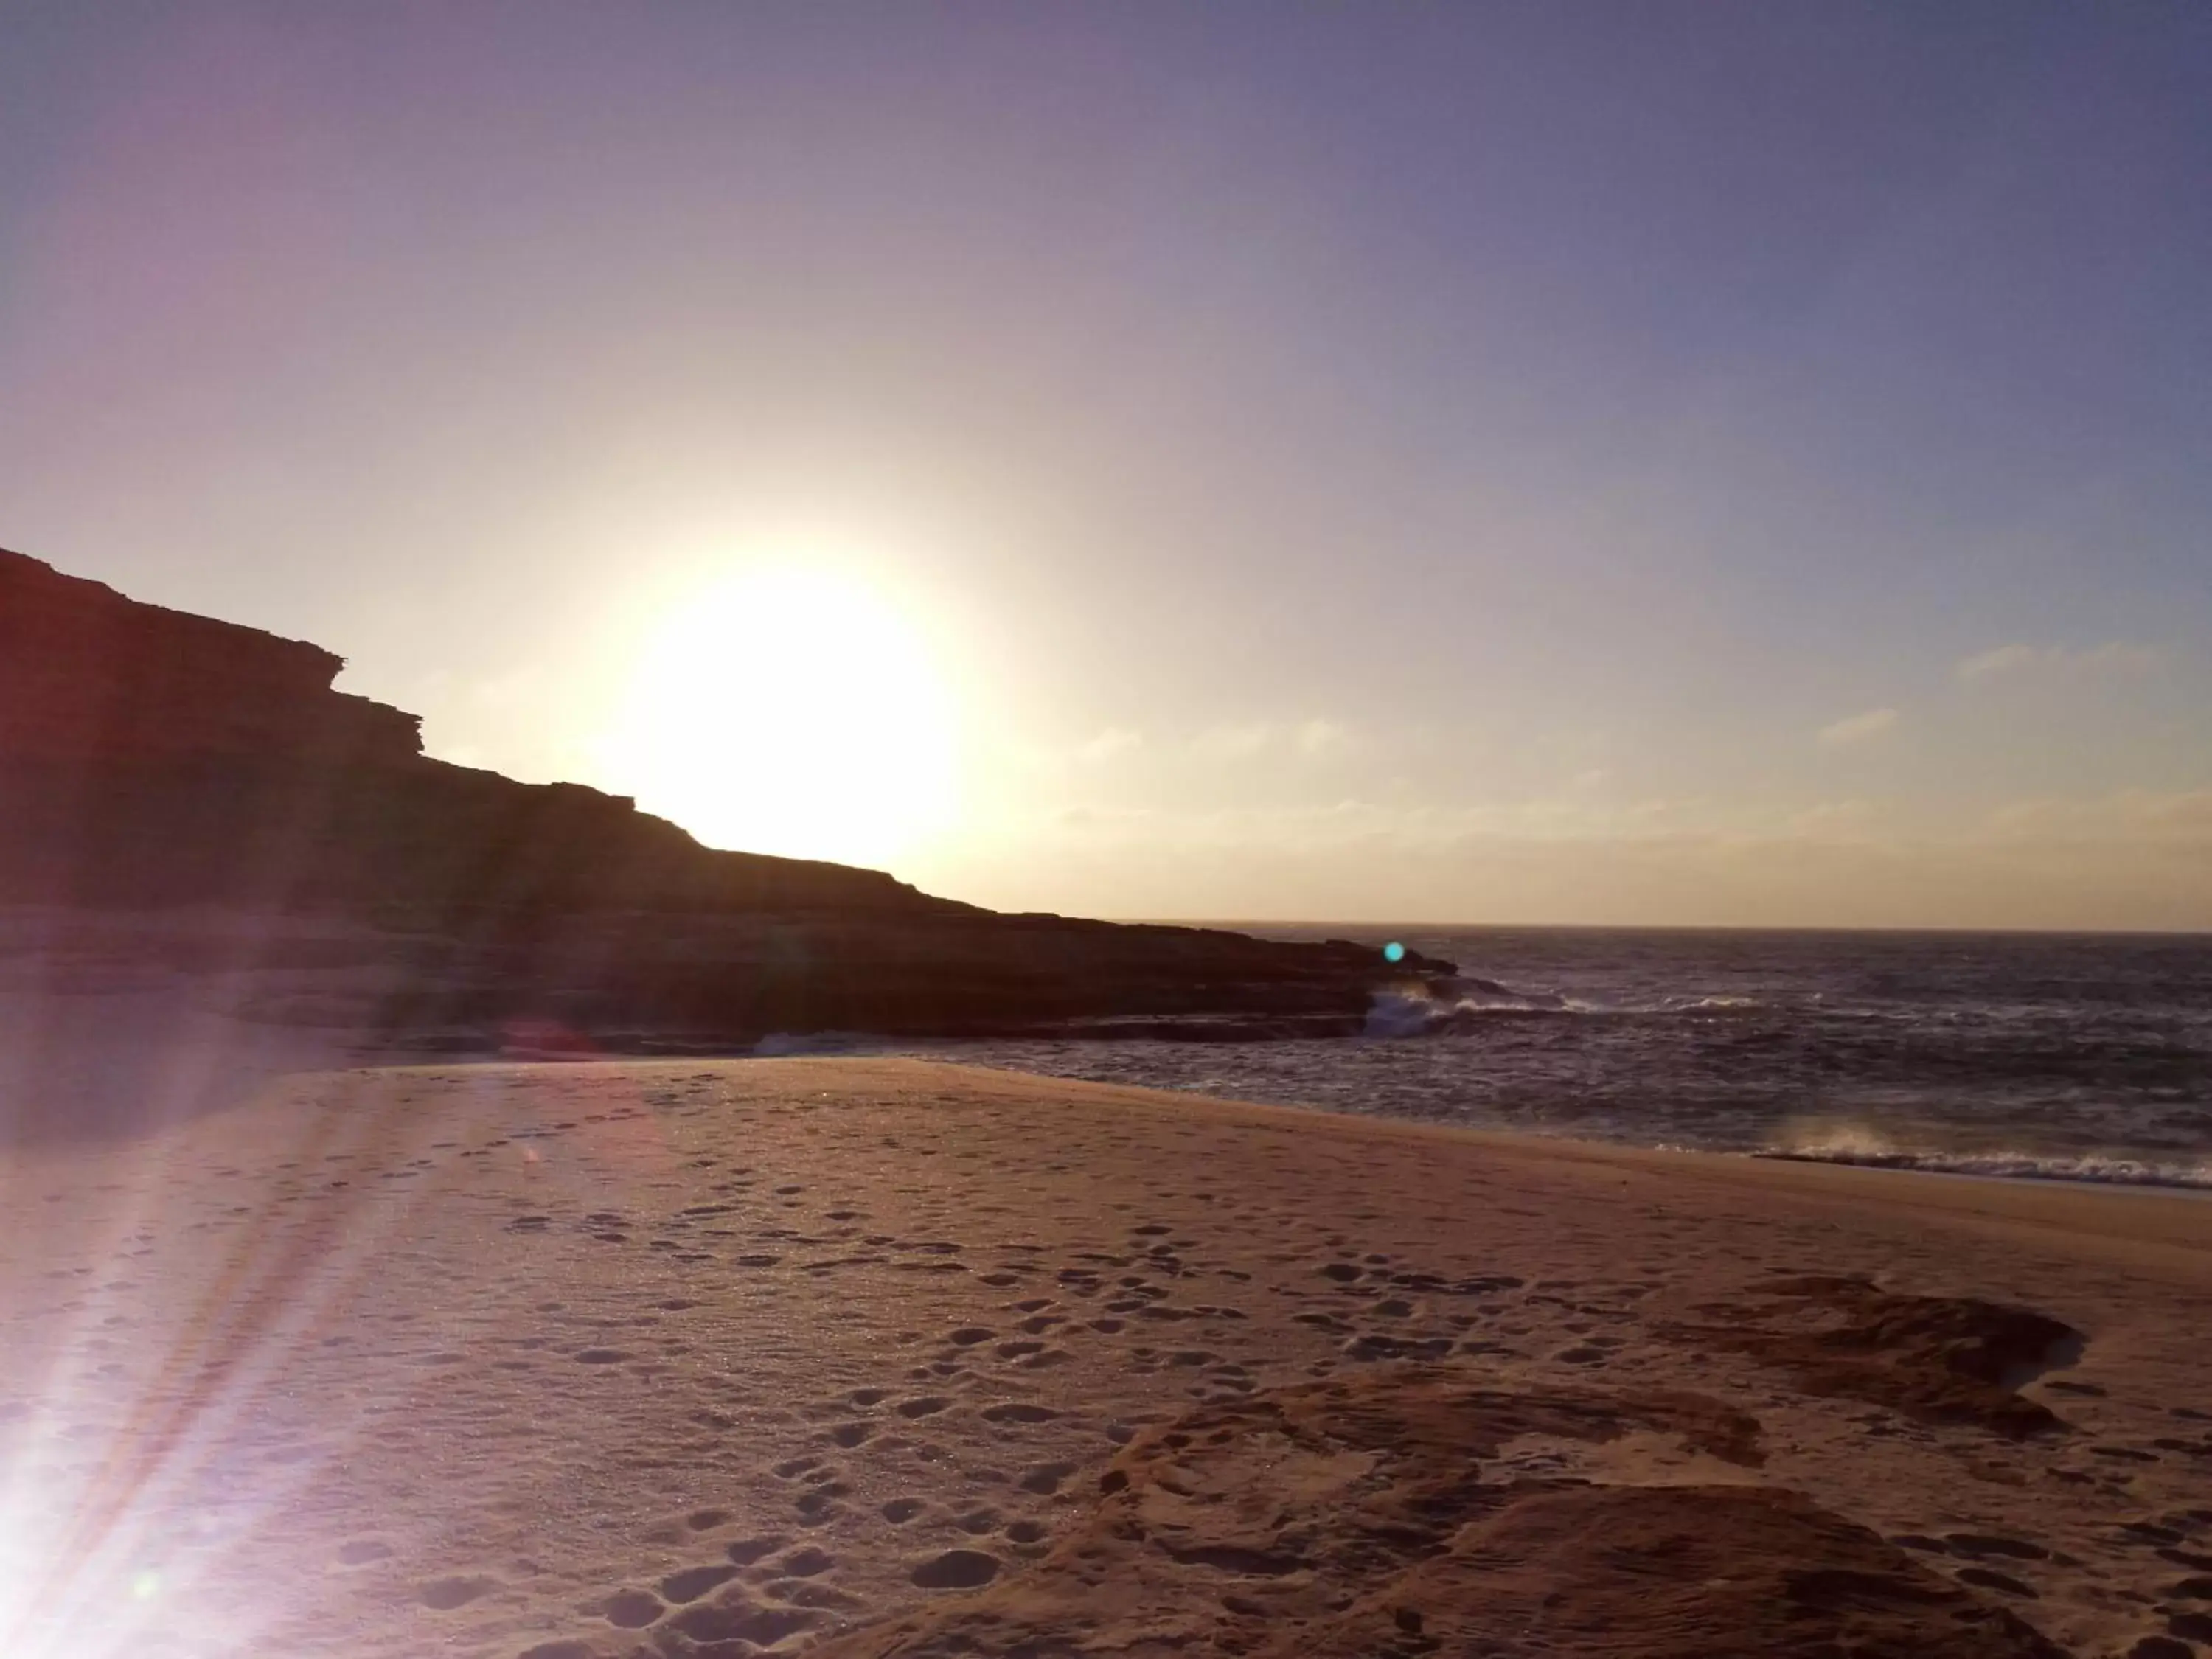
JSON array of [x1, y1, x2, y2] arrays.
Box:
[[4, 3, 2208, 926]]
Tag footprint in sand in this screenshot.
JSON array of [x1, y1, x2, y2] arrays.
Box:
[[419, 1575, 495, 1610], [667, 1604, 819, 1646], [1956, 1566, 2038, 1599], [794, 1484, 849, 1521], [882, 1498, 927, 1523], [1019, 1461, 1080, 1495], [725, 1536, 786, 1566], [659, 1563, 737, 1602], [1945, 1533, 2051, 1561], [912, 1548, 1001, 1590], [981, 1402, 1061, 1424], [1342, 1333, 1453, 1362], [773, 1545, 835, 1577], [897, 1395, 953, 1419]]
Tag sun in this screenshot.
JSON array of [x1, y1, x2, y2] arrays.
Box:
[[599, 566, 959, 870]]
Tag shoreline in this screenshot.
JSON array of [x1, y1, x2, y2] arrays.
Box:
[[261, 1052, 2212, 1283], [478, 1040, 2212, 1200]]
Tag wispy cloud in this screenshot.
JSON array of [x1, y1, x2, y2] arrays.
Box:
[[1788, 799, 1881, 838], [1293, 718, 1349, 755], [1955, 644, 2039, 683], [1985, 787, 2212, 844], [1190, 723, 1273, 759], [936, 785, 2212, 929], [1077, 726, 1144, 762], [1956, 641, 2165, 684], [1816, 706, 1899, 748], [1190, 719, 1352, 760]]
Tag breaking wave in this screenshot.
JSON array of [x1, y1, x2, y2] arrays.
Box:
[[1363, 981, 1763, 1037], [925, 929, 2212, 1196], [1753, 1132, 2212, 1192]]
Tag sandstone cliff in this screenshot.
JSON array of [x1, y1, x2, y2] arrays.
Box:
[[0, 547, 1450, 1054], [0, 548, 934, 915]]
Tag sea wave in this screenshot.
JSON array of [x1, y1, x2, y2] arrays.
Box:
[[1363, 982, 1766, 1036], [1753, 1133, 2212, 1191]]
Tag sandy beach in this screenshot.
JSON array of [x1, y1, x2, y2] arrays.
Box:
[[1, 1057, 2207, 1658]]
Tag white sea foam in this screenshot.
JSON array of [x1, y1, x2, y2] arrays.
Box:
[[1756, 1131, 2212, 1191], [1360, 981, 1761, 1036]]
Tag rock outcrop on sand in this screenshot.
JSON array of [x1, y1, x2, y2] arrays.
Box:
[[0, 548, 1448, 1051], [815, 1365, 2071, 1659], [1660, 1274, 2084, 1440]]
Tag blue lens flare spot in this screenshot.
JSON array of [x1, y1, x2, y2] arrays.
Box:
[[1382, 941, 1406, 964]]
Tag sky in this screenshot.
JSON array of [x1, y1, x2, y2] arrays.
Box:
[[2, 1, 2208, 929]]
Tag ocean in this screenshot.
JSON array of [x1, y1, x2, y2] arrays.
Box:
[[888, 926, 2212, 1191]]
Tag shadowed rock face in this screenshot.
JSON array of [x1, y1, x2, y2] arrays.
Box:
[[0, 548, 1450, 1051], [0, 548, 420, 767], [0, 548, 934, 915], [814, 1365, 2073, 1659]]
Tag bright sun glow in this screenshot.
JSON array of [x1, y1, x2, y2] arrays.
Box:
[[600, 565, 959, 870]]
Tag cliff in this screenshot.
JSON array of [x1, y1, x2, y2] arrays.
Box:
[[0, 548, 933, 915], [0, 549, 421, 765], [0, 546, 1451, 1053]]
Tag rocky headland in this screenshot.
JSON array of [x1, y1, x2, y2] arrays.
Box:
[[0, 547, 1450, 1065]]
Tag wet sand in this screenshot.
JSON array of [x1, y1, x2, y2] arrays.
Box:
[[2, 1057, 2208, 1658]]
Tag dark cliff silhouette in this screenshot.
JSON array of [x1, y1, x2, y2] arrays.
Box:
[[0, 547, 932, 915], [0, 547, 1450, 1051]]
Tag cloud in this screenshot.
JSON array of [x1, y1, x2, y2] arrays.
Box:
[[927, 784, 2212, 931], [1956, 641, 2165, 683], [1190, 723, 1273, 759], [1787, 799, 1880, 838], [1294, 718, 1350, 755], [1816, 706, 1899, 748], [1190, 720, 1352, 760], [1077, 726, 1144, 762], [1985, 787, 2212, 845], [1955, 644, 2039, 683]]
